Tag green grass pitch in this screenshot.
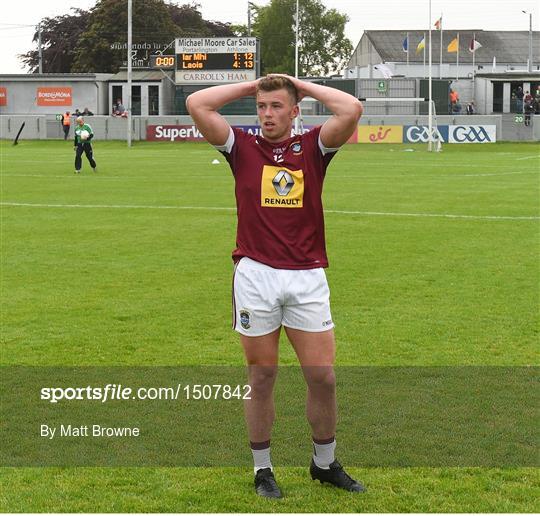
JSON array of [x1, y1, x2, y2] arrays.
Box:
[[0, 139, 538, 512]]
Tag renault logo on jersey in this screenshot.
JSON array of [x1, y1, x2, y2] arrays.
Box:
[[272, 170, 294, 196], [261, 165, 304, 208]]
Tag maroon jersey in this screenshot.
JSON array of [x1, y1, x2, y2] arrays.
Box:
[[219, 125, 338, 270]]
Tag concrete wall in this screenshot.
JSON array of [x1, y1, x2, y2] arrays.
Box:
[[475, 77, 494, 115], [533, 116, 540, 140], [0, 81, 103, 115], [347, 62, 536, 80], [0, 115, 142, 140], [1, 114, 536, 141]]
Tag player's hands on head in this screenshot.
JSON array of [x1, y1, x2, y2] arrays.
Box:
[[265, 73, 306, 101]]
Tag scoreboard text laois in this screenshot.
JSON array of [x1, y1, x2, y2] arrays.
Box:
[[179, 53, 255, 70]]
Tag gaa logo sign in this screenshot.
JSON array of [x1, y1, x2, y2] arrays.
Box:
[[404, 126, 447, 143], [449, 125, 495, 143]]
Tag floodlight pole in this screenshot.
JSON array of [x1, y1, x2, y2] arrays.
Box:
[[428, 0, 433, 152], [529, 12, 533, 73], [522, 11, 533, 73], [127, 0, 132, 147], [294, 0, 300, 135], [38, 23, 43, 74]]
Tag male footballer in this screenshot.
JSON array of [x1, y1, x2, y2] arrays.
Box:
[[187, 75, 363, 498], [73, 116, 97, 174]]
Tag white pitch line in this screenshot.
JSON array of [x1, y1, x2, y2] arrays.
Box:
[[0, 174, 228, 180], [2, 169, 538, 181], [516, 155, 540, 161], [325, 209, 539, 220], [1, 202, 538, 221], [0, 202, 234, 211]]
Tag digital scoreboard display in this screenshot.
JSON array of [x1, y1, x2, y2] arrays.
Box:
[[174, 38, 258, 84], [179, 52, 255, 70], [149, 55, 176, 69]]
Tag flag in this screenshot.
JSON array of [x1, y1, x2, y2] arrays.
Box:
[[374, 64, 394, 79], [434, 17, 442, 30], [469, 37, 482, 52], [402, 35, 409, 52], [447, 37, 458, 53], [416, 37, 425, 54]]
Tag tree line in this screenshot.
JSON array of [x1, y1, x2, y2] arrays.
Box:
[[21, 0, 352, 77]]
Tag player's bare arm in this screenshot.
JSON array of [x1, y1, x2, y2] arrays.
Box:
[[186, 80, 260, 146], [269, 74, 363, 148]]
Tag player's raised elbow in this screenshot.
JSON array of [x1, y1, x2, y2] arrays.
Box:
[[352, 99, 363, 121], [185, 93, 195, 115]]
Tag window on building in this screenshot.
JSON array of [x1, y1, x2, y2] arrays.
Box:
[[510, 81, 524, 113], [148, 85, 159, 115], [112, 85, 123, 113], [492, 82, 503, 113], [131, 85, 141, 115]]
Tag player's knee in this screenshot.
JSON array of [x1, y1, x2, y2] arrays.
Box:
[[305, 366, 336, 392], [248, 365, 278, 394]]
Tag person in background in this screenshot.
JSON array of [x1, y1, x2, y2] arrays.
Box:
[[524, 98, 535, 127], [74, 108, 82, 117], [73, 116, 97, 174], [515, 86, 524, 112], [82, 107, 94, 116], [449, 89, 461, 113], [60, 111, 71, 140], [112, 99, 127, 117], [535, 87, 540, 114]]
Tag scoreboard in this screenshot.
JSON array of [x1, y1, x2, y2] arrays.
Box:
[[173, 37, 259, 84], [179, 52, 255, 71], [149, 55, 176, 69]]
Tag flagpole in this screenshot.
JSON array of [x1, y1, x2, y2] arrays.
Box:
[[429, 0, 433, 152], [472, 32, 476, 104], [423, 31, 426, 78], [456, 32, 459, 81], [407, 32, 409, 73], [439, 14, 443, 79]]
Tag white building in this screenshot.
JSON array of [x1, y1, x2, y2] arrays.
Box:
[[345, 30, 540, 114], [346, 30, 539, 79]]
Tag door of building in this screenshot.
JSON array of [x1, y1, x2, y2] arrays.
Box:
[[492, 82, 503, 113]]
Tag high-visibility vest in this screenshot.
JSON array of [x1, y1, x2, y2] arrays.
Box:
[[63, 113, 71, 126]]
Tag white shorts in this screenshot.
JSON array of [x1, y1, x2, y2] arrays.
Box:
[[232, 257, 334, 337]]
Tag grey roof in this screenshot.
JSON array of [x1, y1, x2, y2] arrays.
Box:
[[110, 70, 172, 81], [0, 73, 113, 81], [364, 30, 540, 64]]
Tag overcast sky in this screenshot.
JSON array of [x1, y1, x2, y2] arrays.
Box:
[[1, 0, 539, 74]]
